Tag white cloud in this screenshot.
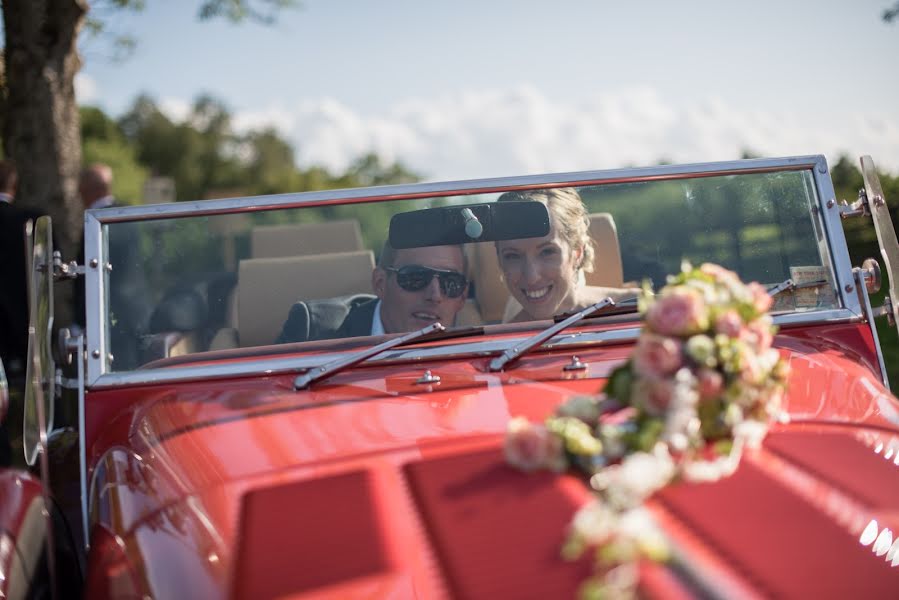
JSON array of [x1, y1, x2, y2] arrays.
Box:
[[158, 97, 192, 123], [207, 86, 899, 178], [75, 73, 98, 104]]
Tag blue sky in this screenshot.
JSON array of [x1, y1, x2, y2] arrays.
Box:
[[78, 0, 899, 179]]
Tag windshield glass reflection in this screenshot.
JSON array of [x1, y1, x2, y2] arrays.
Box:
[[99, 169, 837, 372]]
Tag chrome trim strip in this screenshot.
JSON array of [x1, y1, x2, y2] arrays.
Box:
[[811, 158, 863, 317], [88, 308, 861, 390], [75, 334, 89, 550], [773, 308, 861, 326], [84, 213, 106, 386], [89, 156, 823, 224], [854, 269, 890, 388]]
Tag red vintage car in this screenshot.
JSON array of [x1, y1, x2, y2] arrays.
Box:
[[2, 155, 898, 598]]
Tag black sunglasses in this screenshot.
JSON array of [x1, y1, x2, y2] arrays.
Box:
[[385, 265, 468, 298]]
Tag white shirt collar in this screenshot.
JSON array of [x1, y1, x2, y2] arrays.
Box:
[[0, 193, 13, 204], [88, 195, 115, 210], [370, 300, 385, 336]]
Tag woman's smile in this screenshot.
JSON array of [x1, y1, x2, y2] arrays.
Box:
[[522, 285, 553, 302]]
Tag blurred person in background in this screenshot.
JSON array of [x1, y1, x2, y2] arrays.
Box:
[[76, 164, 151, 370], [0, 160, 44, 465]]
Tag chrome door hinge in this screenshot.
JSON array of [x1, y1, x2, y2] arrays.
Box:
[[839, 187, 886, 220]]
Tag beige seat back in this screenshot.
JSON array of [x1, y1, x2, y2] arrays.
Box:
[[584, 213, 624, 287], [466, 242, 508, 324], [467, 211, 625, 323], [251, 220, 364, 258], [237, 250, 375, 347]]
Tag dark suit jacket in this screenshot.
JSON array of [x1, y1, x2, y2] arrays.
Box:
[[0, 201, 45, 376], [276, 295, 377, 344]]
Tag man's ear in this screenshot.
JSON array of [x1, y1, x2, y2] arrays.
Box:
[[372, 267, 387, 298]]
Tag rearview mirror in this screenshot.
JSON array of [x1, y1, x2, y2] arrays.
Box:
[[389, 201, 550, 249]]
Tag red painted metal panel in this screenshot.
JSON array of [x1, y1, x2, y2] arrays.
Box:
[[231, 470, 399, 599], [655, 460, 899, 598], [404, 447, 595, 598], [764, 430, 899, 509]]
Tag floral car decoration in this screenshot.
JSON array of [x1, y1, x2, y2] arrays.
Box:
[[505, 262, 789, 598]]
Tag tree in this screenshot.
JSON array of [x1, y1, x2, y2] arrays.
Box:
[[2, 0, 87, 257], [885, 1, 899, 22], [0, 0, 296, 257], [80, 105, 148, 203], [117, 93, 420, 201]]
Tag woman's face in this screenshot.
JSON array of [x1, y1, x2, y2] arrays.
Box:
[[496, 215, 582, 320]]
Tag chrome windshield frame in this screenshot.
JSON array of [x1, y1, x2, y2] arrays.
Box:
[[84, 154, 857, 387]]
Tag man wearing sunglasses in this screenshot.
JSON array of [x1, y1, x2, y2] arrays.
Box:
[[276, 241, 468, 343]]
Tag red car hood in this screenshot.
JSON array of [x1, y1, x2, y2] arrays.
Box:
[[87, 323, 899, 598]]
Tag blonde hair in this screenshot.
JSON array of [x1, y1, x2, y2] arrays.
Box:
[[496, 187, 595, 273]]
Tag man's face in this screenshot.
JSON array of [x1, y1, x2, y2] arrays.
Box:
[[372, 245, 468, 334]]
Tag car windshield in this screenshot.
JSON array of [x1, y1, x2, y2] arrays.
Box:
[[93, 164, 838, 373]]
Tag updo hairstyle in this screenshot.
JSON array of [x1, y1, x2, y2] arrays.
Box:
[[496, 187, 595, 273]]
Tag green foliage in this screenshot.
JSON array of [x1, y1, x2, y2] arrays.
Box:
[[197, 0, 300, 24], [885, 1, 899, 22], [83, 1, 298, 61], [113, 93, 420, 204], [81, 95, 421, 293]]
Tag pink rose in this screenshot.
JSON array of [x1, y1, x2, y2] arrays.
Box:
[[715, 310, 743, 338], [633, 377, 676, 417], [598, 406, 638, 426], [737, 344, 764, 385], [700, 263, 739, 284], [697, 368, 724, 401], [743, 316, 773, 352], [646, 289, 709, 336], [633, 334, 683, 378], [748, 282, 773, 314], [505, 417, 566, 472]]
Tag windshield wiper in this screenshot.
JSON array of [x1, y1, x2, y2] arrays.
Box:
[[767, 278, 829, 298], [294, 322, 445, 390], [488, 297, 616, 372], [551, 296, 640, 322]]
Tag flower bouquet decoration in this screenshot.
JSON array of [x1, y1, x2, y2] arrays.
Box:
[[504, 263, 789, 598]]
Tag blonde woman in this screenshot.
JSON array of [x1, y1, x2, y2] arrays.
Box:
[[496, 188, 638, 322]]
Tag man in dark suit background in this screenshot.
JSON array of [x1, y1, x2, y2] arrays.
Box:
[[0, 160, 44, 465], [277, 241, 469, 344], [0, 160, 42, 380]]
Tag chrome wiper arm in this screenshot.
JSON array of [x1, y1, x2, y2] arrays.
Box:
[[294, 322, 445, 390], [488, 297, 616, 372], [767, 278, 829, 298]]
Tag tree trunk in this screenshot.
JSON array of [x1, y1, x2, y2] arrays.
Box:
[[2, 0, 87, 259]]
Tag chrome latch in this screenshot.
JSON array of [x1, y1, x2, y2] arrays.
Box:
[[415, 370, 441, 385], [49, 250, 86, 280], [873, 296, 895, 326], [839, 188, 873, 220], [563, 355, 587, 371]]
